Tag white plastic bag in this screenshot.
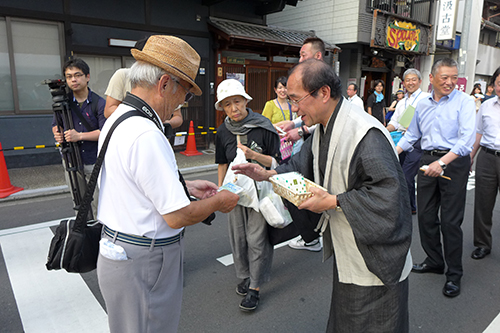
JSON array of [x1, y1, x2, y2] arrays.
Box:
[[223, 148, 260, 212], [259, 180, 293, 228]]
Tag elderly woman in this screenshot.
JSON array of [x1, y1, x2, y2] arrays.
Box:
[[215, 79, 281, 312], [262, 76, 294, 124]]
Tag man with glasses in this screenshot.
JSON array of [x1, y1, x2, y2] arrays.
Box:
[[96, 35, 238, 333], [234, 59, 412, 331], [104, 38, 183, 135], [51, 57, 106, 218], [282, 37, 326, 252], [346, 83, 364, 110]]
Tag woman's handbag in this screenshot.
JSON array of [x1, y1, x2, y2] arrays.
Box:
[[46, 111, 142, 273]]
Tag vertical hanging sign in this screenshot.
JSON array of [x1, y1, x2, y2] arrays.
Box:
[[436, 0, 458, 40]]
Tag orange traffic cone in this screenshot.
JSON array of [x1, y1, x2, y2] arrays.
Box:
[[0, 142, 23, 198], [180, 121, 202, 156]]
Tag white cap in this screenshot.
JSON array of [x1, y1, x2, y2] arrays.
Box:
[[214, 79, 253, 111]]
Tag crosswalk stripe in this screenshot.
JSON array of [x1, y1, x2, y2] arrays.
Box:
[[216, 239, 292, 267], [484, 313, 500, 332], [1, 227, 109, 332]]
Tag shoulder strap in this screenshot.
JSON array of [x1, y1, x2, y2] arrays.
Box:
[[90, 92, 100, 120], [73, 110, 145, 232], [69, 100, 96, 132]]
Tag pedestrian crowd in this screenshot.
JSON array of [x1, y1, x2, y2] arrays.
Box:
[[49, 33, 500, 333]]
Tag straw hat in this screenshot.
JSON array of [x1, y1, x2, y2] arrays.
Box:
[[131, 35, 202, 96], [396, 89, 404, 94], [215, 79, 253, 110]]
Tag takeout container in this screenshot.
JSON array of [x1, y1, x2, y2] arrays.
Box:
[[269, 173, 327, 207]]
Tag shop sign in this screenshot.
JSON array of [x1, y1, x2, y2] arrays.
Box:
[[227, 57, 245, 65], [386, 20, 421, 52], [456, 77, 467, 93], [436, 0, 458, 40]]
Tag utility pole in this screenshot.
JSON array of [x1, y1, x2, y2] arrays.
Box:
[[457, 0, 484, 87]]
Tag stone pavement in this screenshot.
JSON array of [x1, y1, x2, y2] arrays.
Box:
[[1, 147, 217, 202]]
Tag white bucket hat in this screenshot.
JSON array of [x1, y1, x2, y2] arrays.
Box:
[[215, 79, 253, 111]]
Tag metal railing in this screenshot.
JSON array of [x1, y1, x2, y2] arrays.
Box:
[[367, 0, 434, 24]]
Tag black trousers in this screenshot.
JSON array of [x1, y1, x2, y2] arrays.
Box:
[[417, 153, 470, 283], [473, 148, 500, 250], [400, 139, 423, 212]]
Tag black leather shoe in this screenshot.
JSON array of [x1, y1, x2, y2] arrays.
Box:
[[412, 263, 444, 274], [443, 281, 460, 297], [471, 247, 491, 260]]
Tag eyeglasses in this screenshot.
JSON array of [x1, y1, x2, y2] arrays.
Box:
[[65, 72, 85, 80], [172, 78, 194, 103], [286, 87, 320, 107]]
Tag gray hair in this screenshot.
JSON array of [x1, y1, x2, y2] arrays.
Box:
[[129, 61, 179, 93], [403, 68, 422, 81], [431, 58, 458, 76]]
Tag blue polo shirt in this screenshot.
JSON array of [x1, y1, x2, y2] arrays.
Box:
[[51, 88, 106, 165]]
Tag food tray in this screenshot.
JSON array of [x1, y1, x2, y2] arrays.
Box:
[[269, 176, 327, 207]]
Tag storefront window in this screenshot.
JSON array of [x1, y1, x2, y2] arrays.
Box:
[[0, 18, 15, 112], [77, 55, 122, 97], [11, 19, 62, 111]]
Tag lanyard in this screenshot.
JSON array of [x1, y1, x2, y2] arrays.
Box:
[[122, 92, 164, 132], [405, 91, 422, 109], [276, 99, 292, 120]]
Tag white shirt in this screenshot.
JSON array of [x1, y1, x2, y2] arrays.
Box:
[[477, 96, 500, 150], [348, 94, 364, 110], [389, 88, 429, 132], [97, 104, 190, 238]]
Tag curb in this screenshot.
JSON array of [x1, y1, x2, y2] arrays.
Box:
[[0, 164, 218, 203]]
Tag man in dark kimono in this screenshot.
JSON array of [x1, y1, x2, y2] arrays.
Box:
[[232, 59, 412, 332]]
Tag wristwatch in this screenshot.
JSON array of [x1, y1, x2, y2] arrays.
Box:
[[297, 126, 304, 138], [335, 198, 342, 212], [437, 159, 447, 170]]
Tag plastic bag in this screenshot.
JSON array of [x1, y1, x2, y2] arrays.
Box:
[[223, 148, 260, 212], [259, 180, 293, 228]]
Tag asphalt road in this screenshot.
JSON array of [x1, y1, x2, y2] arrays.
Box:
[[1, 170, 500, 332]]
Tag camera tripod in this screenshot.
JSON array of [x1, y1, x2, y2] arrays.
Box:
[[43, 79, 93, 220]]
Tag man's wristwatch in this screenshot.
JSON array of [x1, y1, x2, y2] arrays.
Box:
[[335, 197, 342, 212], [297, 126, 304, 138], [437, 159, 447, 170]]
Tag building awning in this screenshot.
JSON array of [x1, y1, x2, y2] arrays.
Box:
[[208, 17, 339, 57]]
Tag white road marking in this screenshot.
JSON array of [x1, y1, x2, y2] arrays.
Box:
[[216, 240, 293, 267], [484, 312, 500, 333], [0, 217, 70, 237], [1, 225, 109, 332]]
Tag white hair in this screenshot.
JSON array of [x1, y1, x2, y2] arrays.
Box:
[[129, 61, 179, 93], [403, 68, 422, 81]]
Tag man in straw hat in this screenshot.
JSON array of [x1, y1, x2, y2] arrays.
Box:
[[233, 59, 412, 332], [96, 35, 239, 333]]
